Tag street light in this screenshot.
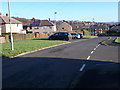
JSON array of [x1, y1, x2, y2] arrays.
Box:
[[8, 0, 14, 50], [92, 18, 96, 36], [54, 12, 57, 21]]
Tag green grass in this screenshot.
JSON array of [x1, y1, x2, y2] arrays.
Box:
[[115, 37, 120, 43], [83, 36, 98, 38], [33, 37, 48, 40], [1, 39, 69, 57]]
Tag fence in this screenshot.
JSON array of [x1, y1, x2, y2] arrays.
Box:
[[0, 33, 49, 43], [35, 33, 49, 38], [0, 37, 6, 43]]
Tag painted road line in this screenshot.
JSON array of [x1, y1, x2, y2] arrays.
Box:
[[98, 44, 100, 47], [94, 48, 96, 50], [80, 64, 86, 72], [91, 51, 94, 54], [87, 56, 91, 60]]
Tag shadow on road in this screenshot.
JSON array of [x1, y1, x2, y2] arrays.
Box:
[[2, 57, 120, 88]]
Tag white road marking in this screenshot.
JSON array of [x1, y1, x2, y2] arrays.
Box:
[[94, 48, 96, 50], [91, 51, 94, 54], [87, 56, 91, 60], [80, 64, 86, 71], [98, 44, 100, 47]]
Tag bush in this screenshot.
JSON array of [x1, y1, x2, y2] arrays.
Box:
[[106, 30, 120, 36]]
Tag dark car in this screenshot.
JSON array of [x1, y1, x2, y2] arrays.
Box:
[[48, 32, 72, 41], [71, 33, 81, 39]]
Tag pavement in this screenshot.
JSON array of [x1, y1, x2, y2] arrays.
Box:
[[2, 37, 120, 88]]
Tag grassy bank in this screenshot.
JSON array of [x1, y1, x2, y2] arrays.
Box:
[[1, 39, 69, 57], [83, 36, 98, 38], [115, 37, 120, 43]]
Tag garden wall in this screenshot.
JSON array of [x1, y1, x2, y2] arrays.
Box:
[[1, 33, 49, 43], [0, 37, 6, 43]]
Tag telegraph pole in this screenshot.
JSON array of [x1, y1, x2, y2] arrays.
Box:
[[8, 0, 14, 50], [92, 18, 95, 36]]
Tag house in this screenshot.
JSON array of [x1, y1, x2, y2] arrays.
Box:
[[89, 23, 109, 35], [30, 20, 56, 34], [0, 13, 25, 34], [12, 17, 39, 33], [56, 21, 72, 32]]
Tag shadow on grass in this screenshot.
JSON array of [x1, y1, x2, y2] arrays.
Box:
[[2, 57, 120, 88]]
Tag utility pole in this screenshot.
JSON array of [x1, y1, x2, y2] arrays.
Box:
[[8, 0, 14, 50], [92, 18, 95, 36]]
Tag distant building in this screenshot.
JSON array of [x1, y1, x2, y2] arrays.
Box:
[[57, 21, 72, 31], [30, 20, 56, 34]]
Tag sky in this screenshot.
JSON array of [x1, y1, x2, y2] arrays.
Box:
[[1, 1, 119, 22]]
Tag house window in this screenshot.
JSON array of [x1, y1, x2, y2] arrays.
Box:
[[17, 24, 19, 27], [43, 32, 47, 34], [41, 26, 50, 29]]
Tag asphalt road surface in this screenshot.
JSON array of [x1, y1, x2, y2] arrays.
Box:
[[2, 37, 120, 88]]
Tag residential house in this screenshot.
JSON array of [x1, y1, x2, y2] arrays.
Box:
[[109, 24, 120, 31], [12, 17, 39, 33], [56, 21, 72, 32], [89, 23, 109, 35], [0, 13, 25, 34], [0, 14, 2, 35], [30, 20, 56, 34]]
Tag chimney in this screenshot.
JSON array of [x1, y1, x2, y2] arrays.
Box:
[[6, 13, 8, 16], [31, 17, 35, 22], [48, 18, 51, 21]]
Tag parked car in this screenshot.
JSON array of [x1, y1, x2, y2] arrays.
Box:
[[48, 32, 72, 41], [77, 33, 83, 38], [71, 33, 81, 39]]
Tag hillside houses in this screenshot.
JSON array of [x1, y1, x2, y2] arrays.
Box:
[[6, 15, 112, 35]]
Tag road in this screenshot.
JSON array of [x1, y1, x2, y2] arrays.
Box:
[[2, 37, 120, 88]]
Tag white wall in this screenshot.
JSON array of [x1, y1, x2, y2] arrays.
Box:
[[52, 25, 56, 32], [32, 26, 56, 33], [5, 24, 23, 33]]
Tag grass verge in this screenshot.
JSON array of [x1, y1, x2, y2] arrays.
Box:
[[101, 37, 116, 45], [1, 39, 69, 57], [83, 36, 98, 38], [115, 37, 120, 43]]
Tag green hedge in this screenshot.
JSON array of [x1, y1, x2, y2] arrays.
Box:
[[83, 30, 91, 36]]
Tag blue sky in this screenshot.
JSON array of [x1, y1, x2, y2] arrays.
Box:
[[1, 2, 118, 22]]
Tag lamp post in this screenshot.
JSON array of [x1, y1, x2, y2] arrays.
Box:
[[92, 18, 96, 36], [54, 12, 57, 21], [8, 0, 14, 50]]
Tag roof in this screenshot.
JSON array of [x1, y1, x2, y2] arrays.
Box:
[[12, 17, 38, 26], [0, 16, 22, 24], [30, 20, 55, 26]]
